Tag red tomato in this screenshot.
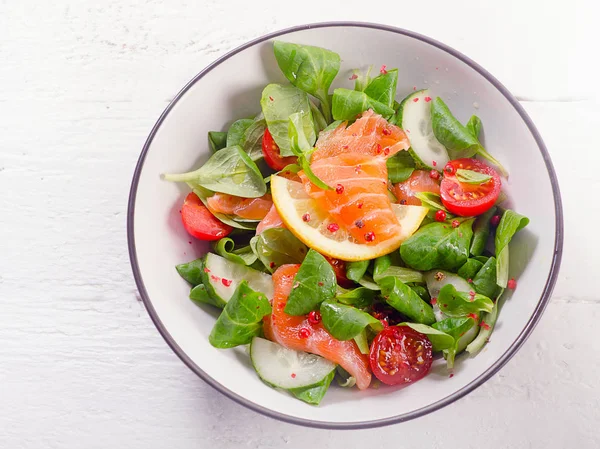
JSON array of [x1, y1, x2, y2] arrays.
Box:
[[324, 256, 354, 288], [262, 128, 297, 170], [181, 192, 232, 241], [440, 158, 501, 216], [369, 326, 433, 386]]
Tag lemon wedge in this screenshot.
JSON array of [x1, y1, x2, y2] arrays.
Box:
[[270, 175, 428, 261]]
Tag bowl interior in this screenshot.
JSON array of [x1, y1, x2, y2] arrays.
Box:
[[130, 24, 560, 427]]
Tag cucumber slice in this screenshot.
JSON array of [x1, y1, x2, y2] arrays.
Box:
[[424, 270, 471, 299], [201, 253, 273, 308], [424, 270, 479, 349], [456, 324, 479, 353], [398, 89, 449, 169], [250, 337, 336, 389], [288, 370, 335, 405]]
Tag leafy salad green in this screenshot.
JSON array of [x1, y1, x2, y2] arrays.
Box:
[[165, 41, 530, 406]]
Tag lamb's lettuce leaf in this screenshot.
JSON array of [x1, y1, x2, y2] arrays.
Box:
[[273, 41, 340, 123]]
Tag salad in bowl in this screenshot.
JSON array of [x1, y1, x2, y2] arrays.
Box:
[[163, 41, 529, 406]]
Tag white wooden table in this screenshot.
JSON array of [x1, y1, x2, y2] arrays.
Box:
[[1, 1, 598, 447]]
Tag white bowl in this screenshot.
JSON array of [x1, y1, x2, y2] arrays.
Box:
[[128, 22, 563, 428]]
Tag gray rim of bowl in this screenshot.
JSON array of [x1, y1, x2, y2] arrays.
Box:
[[127, 21, 564, 430]]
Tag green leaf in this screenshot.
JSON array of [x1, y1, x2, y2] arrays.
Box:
[[335, 366, 356, 387], [399, 322, 455, 352], [357, 275, 381, 291], [331, 88, 395, 121], [208, 131, 228, 153], [470, 206, 497, 257], [227, 118, 254, 148], [373, 251, 402, 270], [379, 276, 436, 325], [456, 169, 492, 185], [466, 291, 502, 355], [457, 258, 484, 281], [189, 284, 217, 307], [278, 163, 302, 175], [164, 146, 267, 198], [353, 329, 370, 355], [409, 284, 431, 302], [467, 115, 508, 176], [260, 84, 316, 157], [351, 66, 373, 92], [476, 147, 508, 177], [466, 115, 482, 138], [289, 369, 335, 406], [209, 281, 272, 348], [346, 260, 369, 283], [474, 256, 490, 264], [388, 99, 402, 125], [285, 249, 337, 315], [432, 316, 475, 338], [320, 300, 383, 340], [364, 69, 398, 108], [251, 228, 307, 273], [495, 209, 529, 258], [273, 41, 340, 123], [414, 192, 450, 214], [373, 255, 392, 279], [310, 101, 328, 134], [188, 184, 257, 231], [431, 98, 507, 176], [176, 258, 205, 286], [495, 210, 529, 287], [288, 113, 331, 190], [400, 219, 475, 271], [287, 112, 312, 156], [431, 97, 479, 158], [212, 237, 258, 266], [437, 284, 494, 317], [386, 151, 416, 183], [432, 317, 476, 369], [373, 265, 425, 284], [323, 120, 343, 132], [473, 256, 501, 299], [350, 65, 373, 92], [336, 287, 376, 309], [299, 154, 331, 191], [241, 114, 267, 161]]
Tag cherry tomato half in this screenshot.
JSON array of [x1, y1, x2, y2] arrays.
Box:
[[262, 128, 297, 171], [181, 192, 232, 241], [369, 326, 433, 386], [440, 158, 501, 216]]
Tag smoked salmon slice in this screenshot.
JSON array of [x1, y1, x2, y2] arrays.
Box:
[[206, 193, 273, 220], [310, 109, 409, 162], [256, 204, 286, 234], [299, 154, 399, 243], [394, 170, 441, 206], [263, 264, 372, 390], [298, 110, 410, 245]]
